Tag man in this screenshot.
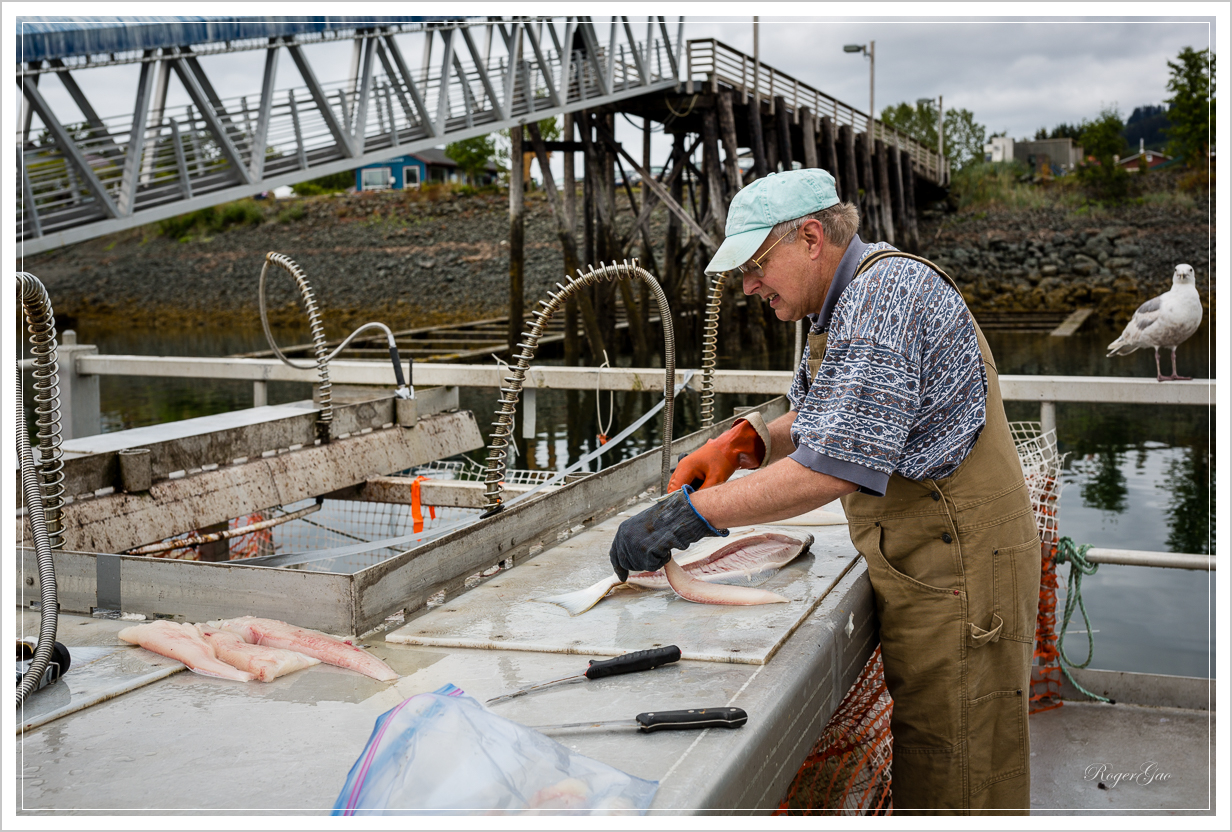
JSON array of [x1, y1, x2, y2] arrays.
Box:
[[608, 169, 1040, 814]]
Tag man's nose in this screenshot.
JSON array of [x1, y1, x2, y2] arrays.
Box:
[[742, 272, 760, 295]]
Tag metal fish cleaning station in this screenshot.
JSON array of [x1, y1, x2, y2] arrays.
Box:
[[16, 17, 1217, 816]]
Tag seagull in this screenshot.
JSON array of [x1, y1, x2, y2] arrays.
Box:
[[1106, 264, 1203, 381]]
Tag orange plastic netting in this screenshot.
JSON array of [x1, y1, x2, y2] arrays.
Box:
[[775, 646, 894, 815]]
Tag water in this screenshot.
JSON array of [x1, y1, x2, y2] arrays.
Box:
[[21, 317, 1214, 678]]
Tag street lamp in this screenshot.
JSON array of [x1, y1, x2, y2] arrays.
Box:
[[916, 96, 946, 184], [844, 42, 874, 133]]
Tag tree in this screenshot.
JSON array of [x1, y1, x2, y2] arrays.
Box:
[[1164, 46, 1214, 165], [1076, 106, 1130, 201], [880, 101, 986, 172], [445, 133, 500, 184], [1079, 106, 1127, 161]]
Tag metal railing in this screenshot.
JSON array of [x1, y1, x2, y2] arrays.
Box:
[[17, 17, 684, 253], [685, 38, 949, 184]]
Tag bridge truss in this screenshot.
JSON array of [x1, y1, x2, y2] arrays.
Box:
[[16, 16, 684, 254]]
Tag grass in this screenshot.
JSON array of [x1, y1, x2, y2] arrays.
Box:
[[948, 160, 1203, 214], [276, 203, 306, 224], [157, 199, 266, 241]]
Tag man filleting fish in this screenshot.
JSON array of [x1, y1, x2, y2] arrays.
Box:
[[607, 169, 1041, 815]]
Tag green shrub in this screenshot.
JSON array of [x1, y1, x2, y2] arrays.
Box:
[[156, 199, 267, 240], [276, 203, 307, 223], [291, 170, 354, 196]]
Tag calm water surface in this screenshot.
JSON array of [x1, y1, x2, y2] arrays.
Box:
[[21, 317, 1214, 678]]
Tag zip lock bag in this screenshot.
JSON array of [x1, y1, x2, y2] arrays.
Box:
[[332, 683, 658, 814]]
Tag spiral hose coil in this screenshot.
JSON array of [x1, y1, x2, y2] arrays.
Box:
[[482, 261, 676, 510], [19, 273, 65, 547], [260, 253, 333, 442], [259, 252, 414, 441], [17, 272, 63, 705], [699, 272, 726, 428]]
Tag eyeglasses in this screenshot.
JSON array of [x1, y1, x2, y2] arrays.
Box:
[[738, 230, 793, 277]]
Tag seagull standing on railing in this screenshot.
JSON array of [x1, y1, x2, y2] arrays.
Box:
[[1106, 264, 1203, 381]]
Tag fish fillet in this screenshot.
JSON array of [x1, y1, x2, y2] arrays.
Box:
[[207, 616, 398, 682], [119, 620, 255, 682], [664, 559, 789, 606], [196, 625, 320, 682], [540, 529, 811, 614]]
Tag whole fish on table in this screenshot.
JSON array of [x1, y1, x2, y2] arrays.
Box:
[[119, 620, 255, 682], [540, 528, 813, 615], [196, 624, 321, 682], [208, 616, 398, 682]]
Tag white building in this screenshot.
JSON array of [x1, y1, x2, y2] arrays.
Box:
[[983, 136, 1014, 163]]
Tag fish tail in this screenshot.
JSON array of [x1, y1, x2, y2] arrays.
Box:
[[538, 576, 622, 616]]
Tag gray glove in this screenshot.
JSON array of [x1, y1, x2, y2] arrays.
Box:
[[609, 486, 728, 582]]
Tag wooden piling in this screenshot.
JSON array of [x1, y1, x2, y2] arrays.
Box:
[[702, 107, 727, 229], [764, 115, 780, 174], [821, 116, 840, 188], [527, 121, 606, 363], [900, 147, 921, 253], [508, 124, 524, 355], [874, 139, 895, 245], [855, 132, 879, 240], [838, 124, 859, 207], [774, 95, 793, 171], [716, 90, 742, 193], [888, 139, 908, 252], [800, 107, 818, 169], [747, 97, 768, 180]]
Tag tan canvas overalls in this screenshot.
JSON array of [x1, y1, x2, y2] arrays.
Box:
[[806, 251, 1040, 814]]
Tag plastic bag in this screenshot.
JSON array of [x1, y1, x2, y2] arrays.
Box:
[[332, 684, 658, 814]]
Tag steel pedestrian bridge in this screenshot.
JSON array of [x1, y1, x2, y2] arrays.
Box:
[[17, 16, 685, 254], [16, 16, 947, 255]]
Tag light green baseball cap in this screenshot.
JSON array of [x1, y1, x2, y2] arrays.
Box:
[[705, 169, 840, 274]]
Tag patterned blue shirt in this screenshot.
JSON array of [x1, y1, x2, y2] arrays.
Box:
[[787, 236, 987, 496]]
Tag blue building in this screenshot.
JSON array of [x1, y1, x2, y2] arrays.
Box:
[[354, 148, 501, 191]]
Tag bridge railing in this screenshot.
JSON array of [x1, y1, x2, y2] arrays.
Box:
[[17, 17, 685, 252], [685, 38, 949, 184]]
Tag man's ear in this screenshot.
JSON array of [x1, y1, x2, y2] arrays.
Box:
[[799, 218, 826, 259]]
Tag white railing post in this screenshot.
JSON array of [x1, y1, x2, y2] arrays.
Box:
[[55, 330, 101, 440]]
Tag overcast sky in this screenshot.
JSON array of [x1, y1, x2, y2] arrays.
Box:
[[15, 9, 1219, 181]]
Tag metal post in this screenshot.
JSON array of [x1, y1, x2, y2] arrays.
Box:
[[1040, 400, 1057, 461], [57, 330, 101, 440], [752, 17, 759, 107], [869, 40, 875, 135], [938, 94, 945, 185], [288, 90, 307, 170]]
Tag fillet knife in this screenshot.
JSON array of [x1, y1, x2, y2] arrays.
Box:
[[531, 706, 748, 733], [485, 645, 682, 705]]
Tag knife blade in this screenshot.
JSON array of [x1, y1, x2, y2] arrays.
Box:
[[485, 645, 682, 705], [530, 706, 747, 733]]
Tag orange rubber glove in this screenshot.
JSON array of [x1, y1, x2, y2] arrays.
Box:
[[668, 419, 767, 492]]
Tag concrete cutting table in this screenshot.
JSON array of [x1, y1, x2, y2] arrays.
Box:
[[15, 507, 877, 814]]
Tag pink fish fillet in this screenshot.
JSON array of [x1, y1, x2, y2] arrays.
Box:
[[196, 625, 320, 682], [663, 559, 789, 606], [118, 620, 255, 682], [207, 616, 398, 682]]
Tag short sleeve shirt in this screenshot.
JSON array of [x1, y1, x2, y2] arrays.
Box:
[[786, 236, 987, 496]]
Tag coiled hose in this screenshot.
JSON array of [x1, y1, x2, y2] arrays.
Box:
[[699, 272, 726, 427], [259, 252, 412, 444], [482, 261, 676, 511], [699, 273, 806, 427], [17, 272, 64, 705]]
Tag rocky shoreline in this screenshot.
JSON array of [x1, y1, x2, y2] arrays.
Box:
[[21, 177, 1213, 335]]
